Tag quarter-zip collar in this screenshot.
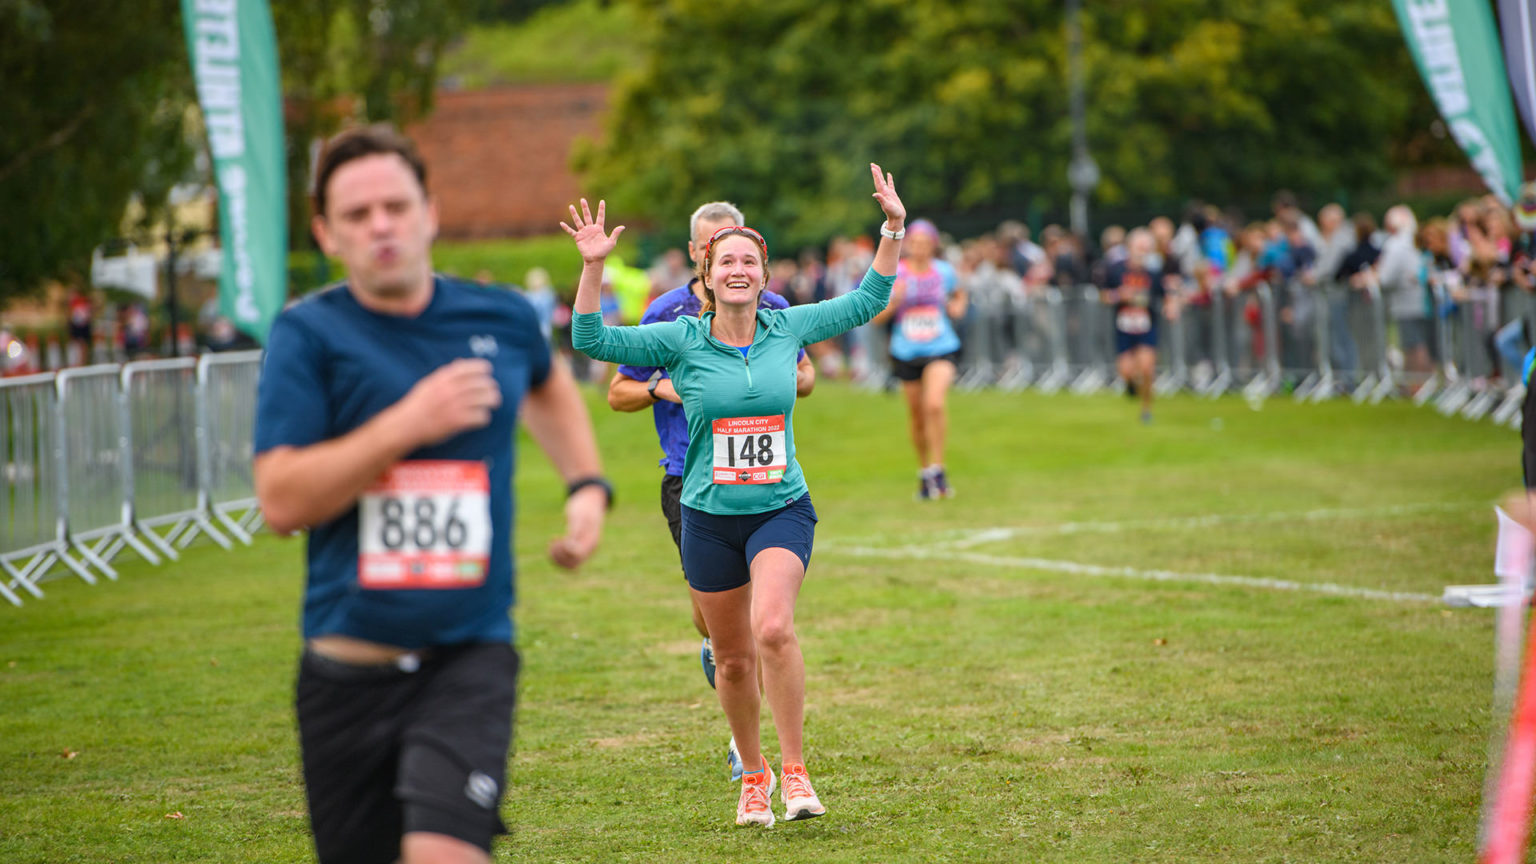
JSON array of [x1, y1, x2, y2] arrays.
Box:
[[700, 308, 776, 353], [700, 309, 777, 388]]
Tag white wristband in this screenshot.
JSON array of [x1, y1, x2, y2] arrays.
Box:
[[880, 224, 905, 240]]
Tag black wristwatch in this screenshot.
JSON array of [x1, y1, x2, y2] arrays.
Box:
[[646, 372, 664, 401], [566, 476, 614, 509]]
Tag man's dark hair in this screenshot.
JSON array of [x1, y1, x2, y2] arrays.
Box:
[[312, 124, 428, 217]]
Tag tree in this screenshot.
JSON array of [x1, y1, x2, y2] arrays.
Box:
[[275, 0, 475, 247], [0, 0, 195, 305], [579, 0, 1442, 248], [0, 0, 477, 305]]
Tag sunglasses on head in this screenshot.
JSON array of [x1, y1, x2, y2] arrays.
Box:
[[704, 226, 768, 263]]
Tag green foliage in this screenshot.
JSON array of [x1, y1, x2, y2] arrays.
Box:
[[0, 388, 1512, 862], [465, 0, 570, 25], [581, 0, 1436, 246], [442, 0, 643, 87], [287, 231, 637, 297], [275, 0, 478, 248], [0, 0, 480, 307], [0, 0, 196, 304], [430, 232, 637, 296]]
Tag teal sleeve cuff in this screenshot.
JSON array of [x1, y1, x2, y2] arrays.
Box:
[[571, 311, 604, 353], [861, 269, 896, 291]]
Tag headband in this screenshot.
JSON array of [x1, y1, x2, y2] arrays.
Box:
[[704, 225, 769, 266]]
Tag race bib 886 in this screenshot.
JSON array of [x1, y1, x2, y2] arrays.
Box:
[[358, 461, 491, 589], [712, 415, 787, 484]]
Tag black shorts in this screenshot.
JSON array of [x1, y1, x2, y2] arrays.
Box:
[[296, 642, 519, 864], [661, 473, 684, 573], [890, 351, 960, 382], [680, 494, 818, 593]]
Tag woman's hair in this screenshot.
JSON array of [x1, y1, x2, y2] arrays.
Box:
[[1351, 211, 1378, 244], [1418, 218, 1447, 253], [908, 219, 940, 241], [695, 226, 770, 315]]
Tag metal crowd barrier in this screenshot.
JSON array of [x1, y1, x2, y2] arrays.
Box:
[[1, 352, 263, 606], [0, 373, 87, 604], [124, 358, 229, 557], [57, 364, 156, 579], [941, 276, 1528, 430], [199, 350, 264, 543]]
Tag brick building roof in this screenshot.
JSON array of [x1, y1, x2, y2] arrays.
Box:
[[406, 83, 609, 239]]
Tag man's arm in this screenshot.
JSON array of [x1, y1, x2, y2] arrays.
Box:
[[522, 356, 608, 568], [796, 353, 816, 397], [255, 359, 501, 535], [608, 369, 680, 411]]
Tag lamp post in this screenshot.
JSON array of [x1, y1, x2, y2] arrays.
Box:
[[1066, 0, 1098, 241]]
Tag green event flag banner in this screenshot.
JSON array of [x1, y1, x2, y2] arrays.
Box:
[[181, 0, 287, 344], [1394, 0, 1525, 205]]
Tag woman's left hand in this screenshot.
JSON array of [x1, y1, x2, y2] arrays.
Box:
[[871, 163, 905, 227]]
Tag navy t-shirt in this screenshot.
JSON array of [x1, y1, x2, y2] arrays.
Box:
[[615, 281, 797, 477], [254, 276, 551, 648]]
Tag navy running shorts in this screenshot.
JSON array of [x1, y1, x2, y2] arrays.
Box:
[[680, 494, 818, 593], [1115, 328, 1158, 354], [660, 472, 684, 572]]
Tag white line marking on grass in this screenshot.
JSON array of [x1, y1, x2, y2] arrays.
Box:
[[936, 501, 1482, 550], [829, 545, 1440, 604]]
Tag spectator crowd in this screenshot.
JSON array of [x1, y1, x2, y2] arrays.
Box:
[[534, 188, 1536, 408]]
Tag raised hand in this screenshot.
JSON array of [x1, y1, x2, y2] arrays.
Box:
[[870, 163, 906, 226], [560, 198, 625, 263]]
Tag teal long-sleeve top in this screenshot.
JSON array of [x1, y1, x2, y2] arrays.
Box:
[[573, 266, 895, 515]]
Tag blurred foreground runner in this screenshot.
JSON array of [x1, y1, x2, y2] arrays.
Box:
[[255, 125, 609, 864]]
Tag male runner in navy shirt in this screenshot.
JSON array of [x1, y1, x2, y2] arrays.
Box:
[[255, 125, 609, 864], [606, 201, 813, 779]]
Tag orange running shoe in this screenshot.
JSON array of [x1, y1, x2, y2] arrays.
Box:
[[735, 764, 776, 828], [780, 763, 826, 821]]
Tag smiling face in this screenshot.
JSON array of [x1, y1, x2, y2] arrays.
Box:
[[706, 234, 765, 309], [312, 152, 438, 302]]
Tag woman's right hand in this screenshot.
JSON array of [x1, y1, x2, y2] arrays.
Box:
[[561, 198, 625, 263]]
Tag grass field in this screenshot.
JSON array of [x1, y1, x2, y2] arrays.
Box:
[[0, 383, 1522, 862]]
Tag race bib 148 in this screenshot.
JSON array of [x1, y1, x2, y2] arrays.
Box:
[[712, 415, 787, 485]]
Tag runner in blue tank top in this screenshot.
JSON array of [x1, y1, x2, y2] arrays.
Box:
[[564, 163, 907, 829], [872, 219, 967, 499], [605, 200, 814, 781]]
